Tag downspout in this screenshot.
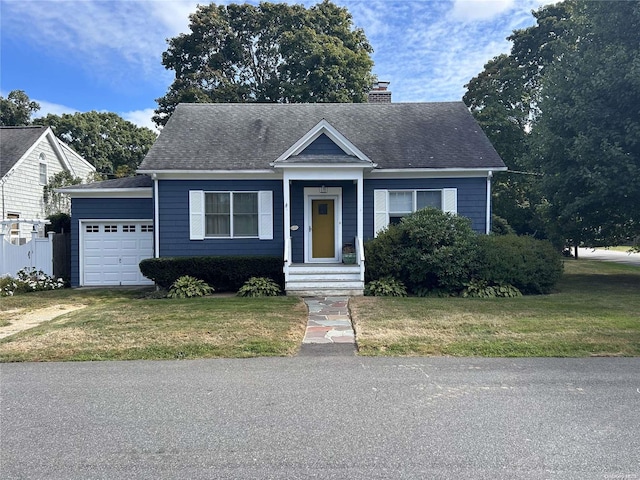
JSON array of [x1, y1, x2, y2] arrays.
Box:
[[153, 174, 159, 258], [486, 170, 493, 235]]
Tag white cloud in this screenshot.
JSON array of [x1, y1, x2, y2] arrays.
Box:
[[121, 108, 159, 132], [450, 0, 514, 22], [33, 99, 79, 119]]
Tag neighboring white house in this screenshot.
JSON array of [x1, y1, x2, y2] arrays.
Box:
[[0, 126, 96, 243]]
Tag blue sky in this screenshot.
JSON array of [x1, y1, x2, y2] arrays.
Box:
[[1, 0, 547, 131]]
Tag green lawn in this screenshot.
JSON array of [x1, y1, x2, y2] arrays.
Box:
[[0, 290, 307, 362], [2, 259, 639, 361], [351, 260, 640, 357]]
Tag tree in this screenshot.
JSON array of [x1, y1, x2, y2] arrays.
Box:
[[154, 0, 374, 126], [0, 90, 40, 126], [43, 171, 82, 216], [532, 0, 640, 248], [463, 2, 576, 237], [35, 111, 157, 176]]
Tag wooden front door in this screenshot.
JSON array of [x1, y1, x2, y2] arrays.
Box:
[[311, 199, 335, 260]]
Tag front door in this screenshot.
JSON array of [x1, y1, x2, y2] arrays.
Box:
[[311, 199, 335, 260]]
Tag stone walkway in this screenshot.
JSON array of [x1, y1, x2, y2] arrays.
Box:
[[301, 297, 355, 345]]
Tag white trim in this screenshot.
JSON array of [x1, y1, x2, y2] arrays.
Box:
[[304, 187, 342, 263], [278, 168, 364, 181], [486, 171, 493, 234], [153, 177, 159, 258], [56, 188, 152, 198], [367, 168, 505, 179], [137, 170, 278, 180], [274, 119, 372, 164]]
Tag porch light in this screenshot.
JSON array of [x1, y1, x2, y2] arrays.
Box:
[[319, 185, 327, 193]]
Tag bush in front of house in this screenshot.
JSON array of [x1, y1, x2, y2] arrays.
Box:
[[237, 277, 282, 297], [364, 277, 407, 297], [365, 208, 479, 295], [473, 234, 563, 295], [139, 255, 284, 292], [0, 268, 66, 296], [167, 275, 214, 298]]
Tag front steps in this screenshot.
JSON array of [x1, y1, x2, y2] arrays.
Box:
[[285, 263, 364, 296]]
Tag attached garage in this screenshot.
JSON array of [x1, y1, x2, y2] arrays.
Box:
[[81, 220, 154, 286], [59, 175, 156, 287]]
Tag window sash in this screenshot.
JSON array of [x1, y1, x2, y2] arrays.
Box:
[[388, 190, 443, 219], [204, 192, 259, 238], [39, 163, 47, 185]]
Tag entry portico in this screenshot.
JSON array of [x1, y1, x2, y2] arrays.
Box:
[[273, 119, 373, 295]]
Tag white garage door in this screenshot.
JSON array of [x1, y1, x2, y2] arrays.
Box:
[[82, 221, 154, 286]]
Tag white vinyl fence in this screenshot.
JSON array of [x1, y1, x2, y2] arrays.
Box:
[[0, 232, 53, 277]]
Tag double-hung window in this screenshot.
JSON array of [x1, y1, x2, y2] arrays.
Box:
[[189, 190, 273, 240], [205, 192, 258, 238], [39, 153, 48, 185], [375, 188, 456, 235]]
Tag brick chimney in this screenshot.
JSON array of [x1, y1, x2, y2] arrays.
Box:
[[368, 81, 391, 103]]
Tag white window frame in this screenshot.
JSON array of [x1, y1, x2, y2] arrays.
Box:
[[374, 188, 457, 236], [189, 190, 273, 241], [39, 153, 48, 185]]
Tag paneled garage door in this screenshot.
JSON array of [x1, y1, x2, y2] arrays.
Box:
[[82, 221, 154, 286]]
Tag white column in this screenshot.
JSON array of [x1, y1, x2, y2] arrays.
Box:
[[357, 170, 364, 241], [486, 171, 493, 235]]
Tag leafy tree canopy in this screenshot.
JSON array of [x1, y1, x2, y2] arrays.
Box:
[[35, 111, 157, 177], [532, 0, 640, 247], [154, 0, 375, 126], [464, 0, 639, 248], [0, 90, 40, 126]]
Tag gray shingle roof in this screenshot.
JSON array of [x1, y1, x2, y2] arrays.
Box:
[[0, 126, 48, 178], [58, 175, 153, 191], [139, 102, 505, 171]]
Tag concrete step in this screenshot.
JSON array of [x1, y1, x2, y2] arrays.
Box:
[[286, 273, 361, 282]]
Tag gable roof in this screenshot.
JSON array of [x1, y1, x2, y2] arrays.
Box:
[[0, 125, 96, 179], [0, 126, 49, 177], [138, 102, 506, 172]]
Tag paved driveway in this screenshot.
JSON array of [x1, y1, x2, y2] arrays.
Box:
[[578, 247, 640, 267], [2, 357, 639, 479]]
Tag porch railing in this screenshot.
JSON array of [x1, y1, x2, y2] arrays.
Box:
[[283, 235, 292, 281], [356, 236, 365, 282]]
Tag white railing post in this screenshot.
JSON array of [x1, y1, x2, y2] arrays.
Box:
[[283, 236, 291, 282], [357, 236, 365, 282], [0, 233, 6, 276]]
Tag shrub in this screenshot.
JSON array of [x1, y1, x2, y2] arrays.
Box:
[[0, 268, 65, 296], [364, 277, 407, 297], [491, 214, 515, 236], [139, 255, 284, 291], [366, 208, 479, 295], [473, 235, 563, 294], [167, 275, 214, 298], [237, 277, 282, 297], [461, 279, 522, 298]]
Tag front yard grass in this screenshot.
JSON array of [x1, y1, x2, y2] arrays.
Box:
[[0, 290, 307, 362], [351, 260, 640, 357]]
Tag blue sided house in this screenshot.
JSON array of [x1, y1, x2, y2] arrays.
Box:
[[62, 102, 506, 295]]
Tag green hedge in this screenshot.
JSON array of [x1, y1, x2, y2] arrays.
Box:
[[365, 208, 479, 294], [474, 235, 563, 294], [139, 256, 284, 292]]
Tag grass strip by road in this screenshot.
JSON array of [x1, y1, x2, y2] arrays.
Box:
[[0, 291, 307, 362], [351, 260, 640, 357]]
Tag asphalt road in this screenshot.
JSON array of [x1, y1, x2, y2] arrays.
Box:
[[1, 357, 639, 479]]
